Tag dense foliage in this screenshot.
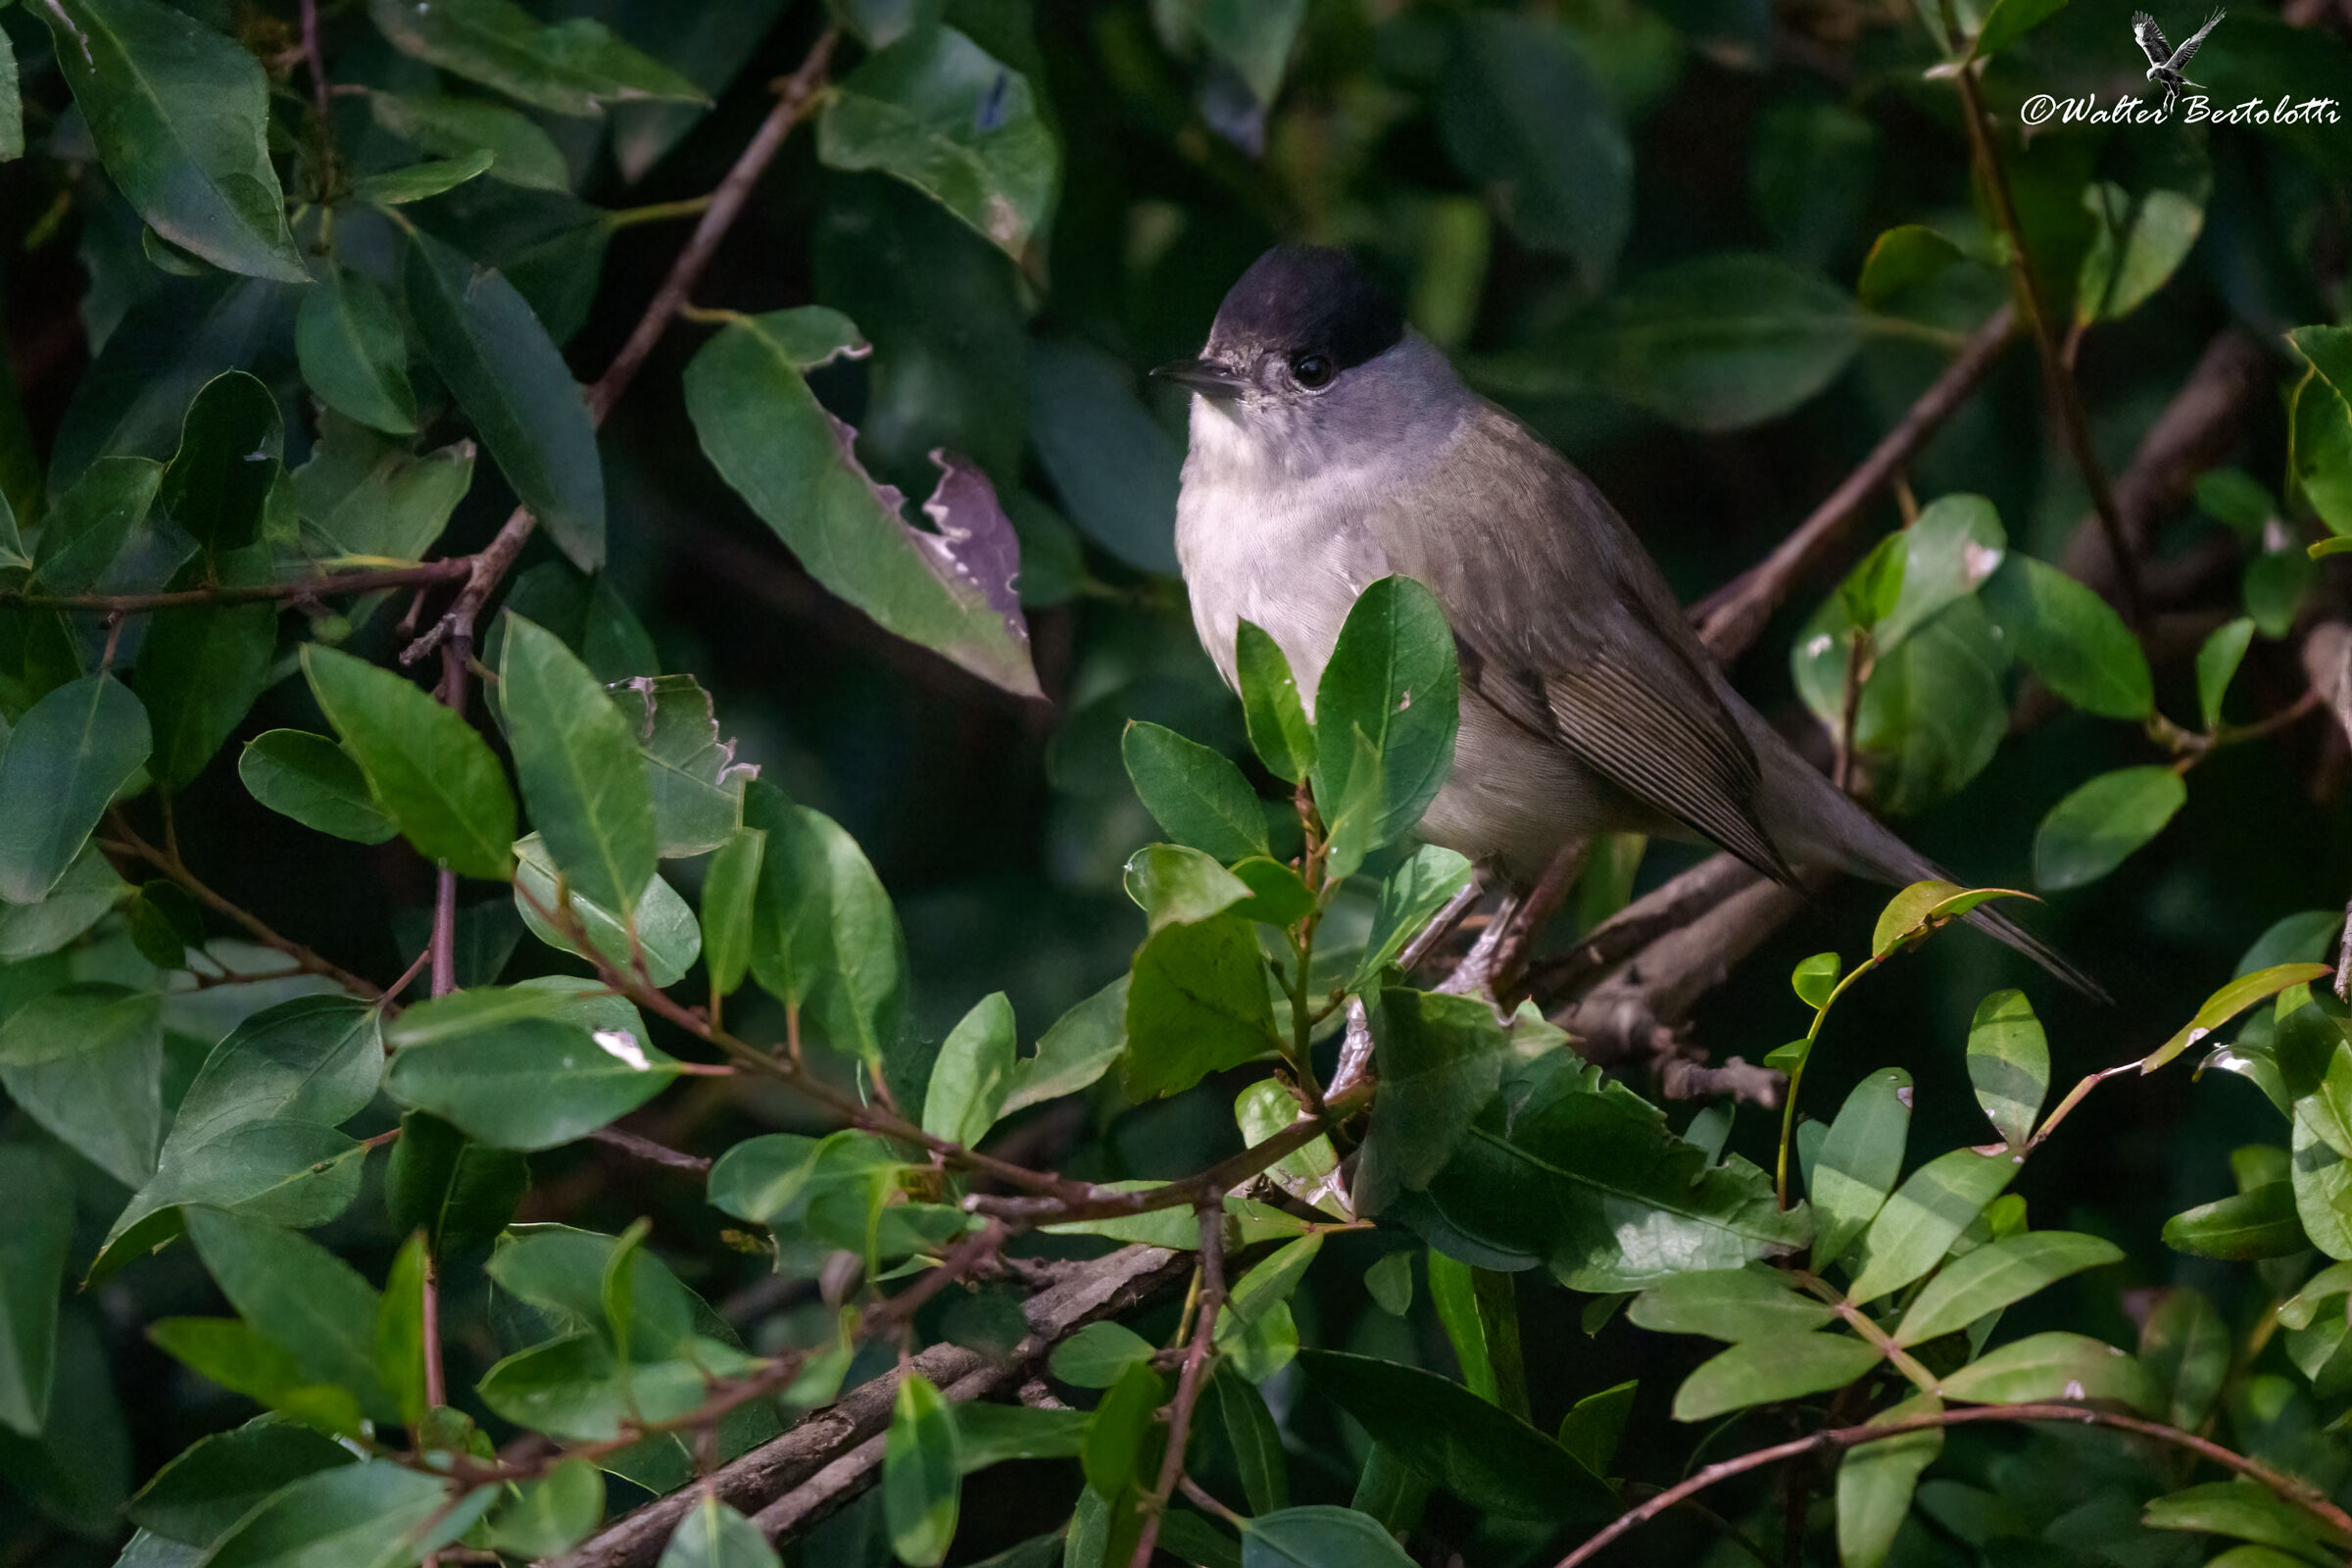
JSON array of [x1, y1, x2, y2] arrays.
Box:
[[5, 0, 2352, 1564]]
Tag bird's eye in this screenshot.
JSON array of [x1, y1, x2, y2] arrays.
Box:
[[1290, 353, 1334, 390]]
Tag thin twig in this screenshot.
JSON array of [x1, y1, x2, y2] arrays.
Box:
[[5, 560, 470, 613], [1552, 1401, 2352, 1566], [590, 1126, 713, 1174], [1131, 1206, 1228, 1568], [298, 0, 332, 127]]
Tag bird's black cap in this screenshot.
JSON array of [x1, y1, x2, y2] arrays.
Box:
[[1206, 246, 1405, 372]]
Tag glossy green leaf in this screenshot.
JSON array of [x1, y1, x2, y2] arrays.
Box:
[[1295, 1350, 1613, 1521], [405, 226, 604, 571], [1792, 951, 1840, 1009], [1049, 1322, 1156, 1390], [683, 308, 1038, 697], [500, 613, 658, 917], [1810, 1067, 1912, 1270], [303, 647, 514, 879], [742, 785, 906, 1075], [1980, 555, 2151, 720], [1628, 1265, 1837, 1342], [1206, 1363, 1288, 1512], [1846, 1148, 2020, 1305], [295, 268, 417, 436], [2144, 962, 2331, 1073], [200, 1458, 486, 1568], [701, 826, 763, 1000], [386, 1110, 529, 1261], [35, 0, 307, 281], [1122, 722, 1268, 863], [1312, 577, 1460, 874], [1001, 975, 1127, 1114], [1240, 1506, 1418, 1568], [1122, 912, 1281, 1100], [2197, 617, 2258, 732], [0, 673, 152, 905], [884, 1373, 960, 1566], [368, 0, 706, 117], [2032, 765, 2186, 893], [126, 1419, 354, 1546], [482, 1457, 604, 1559], [1936, 1331, 2154, 1412], [1836, 1393, 1941, 1568], [1124, 844, 1250, 933], [923, 991, 1016, 1150], [1353, 987, 1508, 1214], [1236, 620, 1315, 784], [1967, 989, 2048, 1147], [1082, 1358, 1165, 1498], [816, 26, 1056, 258], [388, 1012, 679, 1152], [368, 91, 571, 191], [1894, 1231, 2123, 1345], [135, 598, 276, 792], [0, 1147, 72, 1436], [238, 730, 397, 846], [2144, 1481, 2352, 1560], [1671, 1330, 1880, 1421], [182, 1207, 393, 1420]]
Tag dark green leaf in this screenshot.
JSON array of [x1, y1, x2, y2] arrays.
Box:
[[1354, 988, 1508, 1214], [656, 1492, 777, 1568], [367, 0, 707, 118], [1975, 0, 2070, 57], [0, 996, 164, 1187], [2032, 765, 2186, 893], [292, 415, 474, 563], [199, 1459, 487, 1568], [949, 1403, 1090, 1471], [701, 826, 763, 1000], [35, 0, 306, 281], [147, 1316, 364, 1437], [1894, 1231, 2123, 1345], [1555, 1380, 1636, 1478], [353, 152, 497, 207], [1240, 1506, 1417, 1568], [1936, 1331, 2154, 1412], [742, 785, 906, 1075], [816, 27, 1056, 258], [2139, 1288, 2230, 1432], [0, 1147, 72, 1436], [0, 980, 159, 1069], [1810, 1067, 1911, 1269], [1123, 722, 1268, 863], [404, 226, 604, 570], [612, 673, 753, 858], [1671, 1331, 1879, 1420], [2197, 617, 2257, 732], [1835, 1393, 1941, 1568], [1123, 913, 1280, 1100], [1026, 338, 1179, 574], [302, 647, 514, 880], [0, 673, 152, 904], [482, 1457, 604, 1559], [682, 309, 1039, 696], [295, 269, 417, 436], [237, 730, 397, 846], [499, 613, 657, 917], [1206, 1363, 1287, 1512], [1049, 1322, 1155, 1390], [1296, 1350, 1613, 1521], [1856, 224, 1965, 307], [1236, 621, 1316, 785], [368, 92, 571, 192], [1311, 577, 1460, 874], [183, 1207, 393, 1420], [158, 370, 281, 552], [1980, 555, 2151, 720], [385, 1110, 530, 1260], [512, 834, 700, 987], [2076, 180, 2202, 324], [1846, 1148, 2020, 1305], [2144, 1481, 2352, 1560], [388, 1012, 679, 1152], [1967, 989, 2048, 1147], [1628, 1265, 1837, 1341], [1082, 1359, 1165, 1499], [127, 1419, 354, 1546], [136, 600, 276, 791], [922, 991, 1015, 1150], [31, 455, 163, 593], [884, 1373, 959, 1567]]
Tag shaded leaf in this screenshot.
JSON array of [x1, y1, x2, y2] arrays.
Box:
[[1836, 1394, 1942, 1568], [0, 673, 152, 905], [237, 730, 397, 846], [1967, 989, 2048, 1147], [1980, 555, 2151, 720], [1810, 1067, 1912, 1270], [1122, 913, 1280, 1100], [303, 647, 514, 880], [368, 0, 707, 118], [1893, 1231, 2123, 1346], [0, 1147, 72, 1436], [1353, 988, 1508, 1214], [1846, 1147, 2020, 1305], [500, 613, 658, 917], [2032, 766, 2186, 893], [1236, 620, 1315, 784], [1672, 1331, 1880, 1421], [883, 1374, 959, 1567], [1628, 1265, 1837, 1342], [295, 269, 417, 436]]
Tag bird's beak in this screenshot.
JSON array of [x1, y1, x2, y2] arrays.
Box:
[[1152, 358, 1247, 400]]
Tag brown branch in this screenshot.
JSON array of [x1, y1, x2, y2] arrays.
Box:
[[1552, 1401, 2352, 1567], [1524, 853, 1760, 1004], [107, 812, 382, 1001], [589, 1126, 713, 1175], [548, 1244, 1195, 1568], [8, 559, 471, 612], [1691, 304, 2016, 662], [1131, 1208, 1228, 1568], [298, 0, 332, 128], [404, 27, 839, 671]]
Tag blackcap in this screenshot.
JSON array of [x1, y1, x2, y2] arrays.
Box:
[[1160, 246, 2089, 991]]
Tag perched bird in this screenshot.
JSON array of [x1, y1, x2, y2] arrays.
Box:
[[1159, 246, 2090, 990], [2132, 8, 2225, 115]]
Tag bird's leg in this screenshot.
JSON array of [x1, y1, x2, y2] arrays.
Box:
[[1436, 839, 1591, 1013], [1436, 887, 1522, 1006]]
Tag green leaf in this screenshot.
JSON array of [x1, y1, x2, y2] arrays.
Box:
[[513, 834, 700, 987], [1425, 1250, 1497, 1404], [1219, 1237, 1322, 1350], [385, 1110, 530, 1260], [1809, 1068, 1911, 1270], [35, 0, 307, 281], [2139, 1288, 2230, 1431], [1122, 912, 1281, 1100], [238, 730, 398, 846], [1562, 253, 1861, 431], [1856, 224, 1965, 308], [159, 369, 281, 553], [1966, 990, 2048, 1148], [293, 415, 475, 563], [1364, 1252, 1414, 1316], [701, 826, 763, 1000], [815, 26, 1057, 258], [199, 1459, 487, 1568], [1353, 988, 1509, 1214], [182, 1207, 393, 1421], [135, 599, 276, 792], [1082, 1358, 1166, 1498], [1974, 0, 2069, 56], [1836, 1394, 1942, 1568], [404, 226, 605, 571], [2076, 181, 2202, 324], [884, 1373, 960, 1567], [126, 1419, 354, 1546], [1205, 1363, 1288, 1512], [1311, 577, 1460, 872], [1027, 338, 1179, 574], [303, 646, 514, 878], [499, 613, 658, 917], [1405, 1056, 1810, 1289], [742, 786, 906, 1076], [1671, 1331, 1880, 1421], [1435, 11, 1629, 289], [2291, 1108, 2352, 1261], [368, 91, 571, 192], [295, 269, 418, 436], [2032, 765, 2186, 893], [654, 1493, 777, 1568], [2145, 1482, 2352, 1560], [1628, 1265, 1837, 1341], [1240, 1506, 1418, 1568], [0, 1309, 130, 1533], [0, 991, 164, 1186], [376, 1234, 428, 1427], [2144, 963, 2331, 1073], [1049, 1322, 1155, 1390], [1353, 846, 1475, 988], [682, 309, 1039, 696], [0, 1147, 72, 1436], [1846, 1147, 2020, 1305], [388, 1008, 679, 1152], [1122, 723, 1268, 863], [2197, 617, 2258, 732], [1001, 975, 1127, 1114], [1555, 1380, 1636, 1478], [1124, 844, 1251, 933], [1234, 1080, 1347, 1218], [611, 674, 754, 858], [367, 0, 707, 118], [482, 1457, 604, 1559], [1893, 1231, 2123, 1346], [0, 980, 159, 1069], [1979, 555, 2151, 720], [1236, 621, 1315, 784], [923, 991, 1016, 1150], [0, 673, 152, 904], [949, 1403, 1090, 1471], [353, 151, 497, 207], [1295, 1350, 1613, 1522], [2292, 366, 2352, 537], [0, 28, 19, 165], [1936, 1331, 2154, 1412], [1792, 952, 1840, 1009], [30, 455, 162, 594]]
